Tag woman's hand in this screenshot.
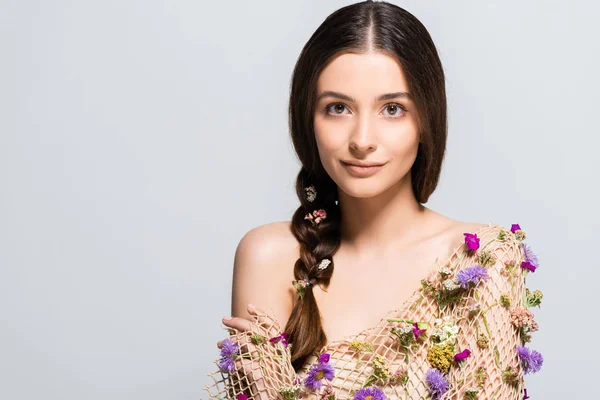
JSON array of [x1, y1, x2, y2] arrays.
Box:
[[216, 304, 295, 400]]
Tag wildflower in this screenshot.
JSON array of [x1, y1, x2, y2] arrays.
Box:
[[468, 301, 481, 318], [464, 387, 479, 400], [250, 334, 267, 345], [218, 338, 239, 373], [304, 185, 317, 202], [514, 229, 527, 241], [430, 318, 459, 346], [442, 279, 461, 291], [517, 346, 544, 374], [475, 365, 487, 387], [454, 348, 471, 362], [390, 366, 409, 386], [502, 260, 517, 277], [521, 261, 536, 272], [349, 340, 373, 353], [511, 224, 521, 233], [521, 243, 539, 270], [476, 333, 489, 349], [500, 294, 512, 308], [304, 209, 327, 227], [497, 230, 507, 241], [455, 265, 489, 289], [237, 395, 248, 400], [391, 322, 415, 347], [525, 288, 544, 308], [523, 388, 530, 399], [303, 353, 335, 391], [425, 368, 449, 400], [280, 381, 304, 400], [463, 232, 480, 251], [371, 355, 391, 381], [269, 332, 289, 348], [510, 307, 539, 342], [353, 386, 386, 400], [413, 322, 427, 339], [477, 250, 496, 268], [439, 266, 452, 277], [427, 342, 455, 373], [320, 383, 336, 400], [501, 365, 520, 386]]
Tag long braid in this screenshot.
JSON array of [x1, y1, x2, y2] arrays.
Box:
[[285, 168, 342, 370]]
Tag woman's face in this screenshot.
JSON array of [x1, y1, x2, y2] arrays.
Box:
[[313, 51, 420, 199]]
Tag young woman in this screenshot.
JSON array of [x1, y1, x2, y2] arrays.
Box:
[[204, 1, 543, 399]]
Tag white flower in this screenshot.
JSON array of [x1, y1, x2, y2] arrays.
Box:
[[442, 279, 461, 291], [304, 185, 317, 202], [317, 258, 331, 271], [438, 266, 452, 277]]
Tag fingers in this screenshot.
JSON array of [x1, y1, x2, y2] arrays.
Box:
[[246, 304, 282, 337]]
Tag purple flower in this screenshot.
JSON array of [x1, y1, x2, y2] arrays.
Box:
[[413, 323, 426, 339], [511, 224, 521, 233], [463, 233, 480, 251], [303, 355, 335, 391], [517, 345, 543, 374], [269, 332, 289, 348], [523, 388, 530, 399], [455, 265, 489, 289], [353, 386, 386, 400], [522, 243, 539, 270], [521, 261, 536, 272], [218, 338, 239, 373], [425, 368, 449, 400], [454, 348, 472, 362]]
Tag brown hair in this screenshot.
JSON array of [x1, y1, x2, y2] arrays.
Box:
[[285, 0, 448, 370]]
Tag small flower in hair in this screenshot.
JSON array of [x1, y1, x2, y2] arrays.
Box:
[[304, 185, 317, 202], [305, 209, 327, 227], [317, 258, 331, 271], [292, 279, 315, 301]]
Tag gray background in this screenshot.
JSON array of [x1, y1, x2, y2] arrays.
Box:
[[1, 0, 597, 398]]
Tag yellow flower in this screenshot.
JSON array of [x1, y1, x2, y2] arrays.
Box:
[[426, 342, 455, 373]]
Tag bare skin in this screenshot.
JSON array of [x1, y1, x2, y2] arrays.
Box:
[[218, 51, 486, 352]]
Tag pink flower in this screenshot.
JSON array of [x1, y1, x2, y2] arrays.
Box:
[[463, 233, 480, 251], [523, 388, 530, 399], [319, 353, 331, 363], [237, 395, 248, 400], [304, 209, 328, 226], [511, 224, 521, 233], [454, 349, 472, 362], [413, 323, 426, 339], [269, 332, 289, 348]]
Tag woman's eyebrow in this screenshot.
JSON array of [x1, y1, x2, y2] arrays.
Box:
[[316, 91, 411, 102]]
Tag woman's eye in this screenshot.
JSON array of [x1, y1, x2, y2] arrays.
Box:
[[326, 103, 349, 115], [383, 103, 405, 117]]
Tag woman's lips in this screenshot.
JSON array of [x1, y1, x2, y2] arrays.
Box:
[[341, 160, 386, 177]]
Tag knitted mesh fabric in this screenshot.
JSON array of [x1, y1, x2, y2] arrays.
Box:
[[204, 223, 534, 399]]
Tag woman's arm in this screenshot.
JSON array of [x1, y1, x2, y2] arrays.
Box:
[[205, 223, 299, 400]]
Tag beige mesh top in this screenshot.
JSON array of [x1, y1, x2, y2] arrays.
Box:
[[204, 222, 543, 400]]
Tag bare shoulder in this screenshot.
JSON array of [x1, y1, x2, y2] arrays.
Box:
[[231, 221, 299, 328], [432, 216, 492, 258]]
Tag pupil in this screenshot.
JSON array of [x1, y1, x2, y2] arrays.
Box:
[[388, 105, 397, 114], [336, 105, 344, 113]]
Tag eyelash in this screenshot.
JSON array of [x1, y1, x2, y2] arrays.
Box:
[[324, 102, 408, 119]]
